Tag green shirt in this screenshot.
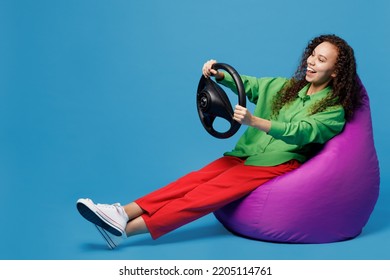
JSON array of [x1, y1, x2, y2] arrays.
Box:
[[218, 74, 346, 166]]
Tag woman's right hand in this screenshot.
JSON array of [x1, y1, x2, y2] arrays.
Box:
[[202, 59, 223, 79]]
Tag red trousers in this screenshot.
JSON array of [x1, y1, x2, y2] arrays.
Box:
[[135, 156, 300, 239]]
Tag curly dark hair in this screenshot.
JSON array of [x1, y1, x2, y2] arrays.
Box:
[[271, 34, 361, 121]]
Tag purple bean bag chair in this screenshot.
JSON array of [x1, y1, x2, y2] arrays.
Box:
[[214, 79, 380, 243]]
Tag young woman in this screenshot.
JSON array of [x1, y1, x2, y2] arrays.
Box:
[[77, 34, 361, 249]]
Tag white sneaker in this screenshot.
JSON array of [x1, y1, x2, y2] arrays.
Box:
[[95, 225, 124, 249], [76, 198, 129, 237]]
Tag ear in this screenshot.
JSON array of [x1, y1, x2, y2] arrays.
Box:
[[331, 70, 337, 78]]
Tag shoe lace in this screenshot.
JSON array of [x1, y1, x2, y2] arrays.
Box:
[[96, 203, 122, 209]]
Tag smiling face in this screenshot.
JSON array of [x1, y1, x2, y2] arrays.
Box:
[[305, 41, 339, 93]]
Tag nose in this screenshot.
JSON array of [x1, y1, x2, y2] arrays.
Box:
[[307, 56, 315, 66]]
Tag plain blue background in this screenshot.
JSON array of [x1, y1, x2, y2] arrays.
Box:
[[0, 0, 389, 260]]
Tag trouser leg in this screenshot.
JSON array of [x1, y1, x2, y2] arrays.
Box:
[[137, 159, 300, 239], [135, 156, 245, 216]]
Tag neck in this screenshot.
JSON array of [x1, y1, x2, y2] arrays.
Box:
[[307, 83, 329, 95]]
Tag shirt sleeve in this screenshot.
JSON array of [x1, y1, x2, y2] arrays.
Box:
[[218, 73, 288, 104], [268, 106, 346, 146]]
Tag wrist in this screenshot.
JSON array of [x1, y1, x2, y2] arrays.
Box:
[[215, 71, 225, 81], [252, 116, 271, 133], [249, 115, 257, 127]]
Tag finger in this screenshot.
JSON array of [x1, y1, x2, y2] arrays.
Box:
[[233, 114, 243, 123], [234, 110, 243, 119], [210, 69, 218, 75], [235, 104, 244, 111], [202, 59, 217, 77], [202, 67, 210, 78]]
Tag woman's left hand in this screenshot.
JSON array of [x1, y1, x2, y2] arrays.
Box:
[[233, 105, 253, 126]]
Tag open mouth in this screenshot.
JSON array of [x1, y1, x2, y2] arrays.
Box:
[[307, 67, 317, 74]]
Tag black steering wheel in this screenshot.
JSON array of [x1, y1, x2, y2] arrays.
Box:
[[196, 63, 246, 139]]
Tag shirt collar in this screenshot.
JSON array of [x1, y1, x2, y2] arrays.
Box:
[[298, 83, 332, 102]]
